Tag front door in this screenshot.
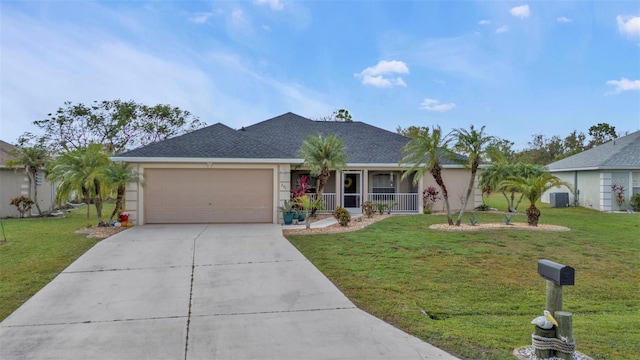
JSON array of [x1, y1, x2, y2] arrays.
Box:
[[342, 171, 362, 212]]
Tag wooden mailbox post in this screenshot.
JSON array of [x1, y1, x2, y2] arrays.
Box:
[[535, 259, 576, 360]]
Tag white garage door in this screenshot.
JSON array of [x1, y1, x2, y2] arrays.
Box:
[[144, 168, 273, 224]]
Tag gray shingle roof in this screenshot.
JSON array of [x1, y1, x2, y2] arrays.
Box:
[[0, 140, 16, 166], [115, 112, 463, 165], [547, 130, 640, 171], [116, 123, 283, 159], [240, 112, 420, 164]]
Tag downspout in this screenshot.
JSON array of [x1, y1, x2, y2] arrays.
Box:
[[573, 171, 578, 206]]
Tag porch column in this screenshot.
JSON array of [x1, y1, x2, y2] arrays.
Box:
[[418, 174, 424, 214], [363, 170, 369, 204], [335, 171, 342, 207]]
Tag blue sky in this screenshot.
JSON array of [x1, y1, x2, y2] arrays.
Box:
[[1, 1, 639, 149]]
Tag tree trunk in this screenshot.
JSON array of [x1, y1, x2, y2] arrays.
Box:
[[29, 169, 43, 216], [313, 166, 330, 216], [431, 163, 453, 225], [82, 185, 90, 219], [110, 185, 125, 221], [514, 193, 525, 212], [94, 179, 106, 227], [526, 204, 540, 226], [456, 164, 478, 226], [501, 190, 511, 211]]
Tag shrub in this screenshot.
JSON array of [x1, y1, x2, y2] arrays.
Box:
[[374, 203, 386, 215], [333, 206, 351, 226], [630, 194, 640, 212], [10, 196, 34, 218], [475, 204, 490, 211], [362, 201, 375, 218]]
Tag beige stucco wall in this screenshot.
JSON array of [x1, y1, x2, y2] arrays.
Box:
[[423, 167, 479, 212], [123, 162, 478, 224], [0, 168, 55, 218]]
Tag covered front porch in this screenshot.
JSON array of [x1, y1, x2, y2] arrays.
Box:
[[290, 169, 420, 214]]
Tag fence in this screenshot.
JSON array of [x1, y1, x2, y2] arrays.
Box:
[[368, 193, 419, 213]]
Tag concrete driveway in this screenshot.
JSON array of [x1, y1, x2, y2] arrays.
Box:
[[0, 224, 458, 359]]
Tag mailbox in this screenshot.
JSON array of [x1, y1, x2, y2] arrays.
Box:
[[537, 259, 574, 286]]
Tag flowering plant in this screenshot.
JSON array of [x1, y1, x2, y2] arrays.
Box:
[[611, 184, 626, 210], [291, 175, 309, 199], [423, 186, 441, 213]]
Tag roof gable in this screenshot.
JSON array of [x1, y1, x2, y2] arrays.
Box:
[[240, 112, 416, 163], [547, 130, 640, 171]]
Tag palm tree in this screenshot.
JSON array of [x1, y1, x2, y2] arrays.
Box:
[[6, 145, 50, 216], [480, 162, 544, 213], [399, 126, 456, 225], [500, 172, 571, 226], [293, 195, 324, 230], [100, 162, 142, 222], [450, 125, 496, 225], [298, 134, 347, 212], [48, 144, 111, 226]]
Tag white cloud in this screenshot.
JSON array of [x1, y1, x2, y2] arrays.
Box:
[[355, 60, 409, 88], [478, 20, 491, 25], [510, 5, 530, 19], [0, 8, 333, 142], [496, 25, 509, 34], [231, 8, 248, 27], [254, 0, 284, 11], [556, 16, 571, 23], [617, 15, 640, 37], [189, 12, 215, 24], [419, 98, 456, 112], [605, 77, 640, 95]]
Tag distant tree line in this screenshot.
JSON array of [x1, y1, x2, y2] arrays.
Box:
[[398, 122, 619, 165]]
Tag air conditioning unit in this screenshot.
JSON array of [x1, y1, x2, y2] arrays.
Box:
[[549, 192, 569, 208]]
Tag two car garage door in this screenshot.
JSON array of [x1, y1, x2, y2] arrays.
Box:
[[144, 168, 274, 224]]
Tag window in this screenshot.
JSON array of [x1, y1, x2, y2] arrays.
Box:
[[633, 172, 640, 196], [372, 173, 395, 194]]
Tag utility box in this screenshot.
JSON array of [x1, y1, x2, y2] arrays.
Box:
[[550, 192, 569, 208]]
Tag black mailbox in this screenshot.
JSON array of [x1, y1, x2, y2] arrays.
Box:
[[537, 259, 574, 285]]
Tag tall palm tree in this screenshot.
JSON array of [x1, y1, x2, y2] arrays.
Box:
[[48, 144, 111, 226], [298, 134, 347, 211], [450, 125, 496, 225], [500, 172, 571, 226], [399, 126, 456, 225], [6, 145, 50, 216], [100, 162, 142, 221]]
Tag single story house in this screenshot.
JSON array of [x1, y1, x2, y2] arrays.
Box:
[[543, 130, 640, 211], [112, 113, 479, 224], [0, 140, 56, 218]]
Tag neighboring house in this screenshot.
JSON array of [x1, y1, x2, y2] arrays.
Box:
[[0, 140, 56, 218], [113, 113, 478, 224], [543, 130, 640, 211]]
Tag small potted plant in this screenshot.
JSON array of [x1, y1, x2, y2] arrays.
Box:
[[278, 200, 295, 225]]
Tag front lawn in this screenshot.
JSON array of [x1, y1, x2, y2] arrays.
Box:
[[0, 205, 112, 321], [286, 200, 640, 360]]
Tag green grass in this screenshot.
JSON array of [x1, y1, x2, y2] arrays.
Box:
[[0, 204, 113, 321], [287, 196, 640, 360]]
